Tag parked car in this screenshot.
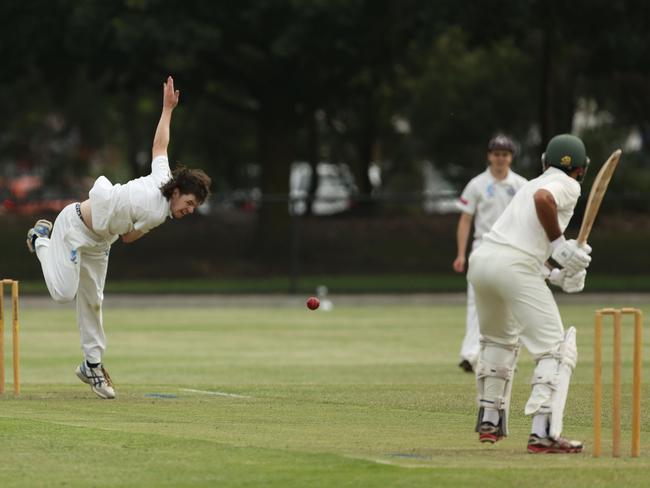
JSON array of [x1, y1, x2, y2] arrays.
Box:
[[290, 161, 358, 216], [421, 160, 459, 214]]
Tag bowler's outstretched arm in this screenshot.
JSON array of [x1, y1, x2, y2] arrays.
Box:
[[152, 75, 180, 160]]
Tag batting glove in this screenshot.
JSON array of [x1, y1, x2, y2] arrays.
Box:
[[563, 269, 587, 293], [549, 268, 587, 293], [550, 237, 591, 274], [580, 242, 592, 254]]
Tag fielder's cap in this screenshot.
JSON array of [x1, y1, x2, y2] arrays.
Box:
[[488, 135, 516, 154]]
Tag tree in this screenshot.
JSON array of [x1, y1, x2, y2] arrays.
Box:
[[403, 28, 537, 183]]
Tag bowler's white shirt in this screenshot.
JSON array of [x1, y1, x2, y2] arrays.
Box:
[[483, 167, 581, 263], [457, 168, 527, 241], [89, 156, 172, 239]]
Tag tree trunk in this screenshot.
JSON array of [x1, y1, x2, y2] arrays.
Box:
[[539, 12, 576, 147], [257, 99, 296, 254], [124, 92, 141, 178], [358, 91, 376, 196], [352, 91, 377, 214], [305, 111, 320, 216], [540, 26, 552, 147]]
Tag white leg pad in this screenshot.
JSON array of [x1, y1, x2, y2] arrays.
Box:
[[475, 340, 520, 437], [550, 327, 577, 438], [524, 327, 577, 439]]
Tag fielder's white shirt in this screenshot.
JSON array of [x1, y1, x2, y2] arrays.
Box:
[[89, 155, 172, 238], [483, 167, 581, 263], [457, 168, 527, 241]]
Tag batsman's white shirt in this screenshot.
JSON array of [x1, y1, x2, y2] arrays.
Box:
[[89, 155, 172, 239], [483, 167, 581, 263], [457, 168, 527, 241]]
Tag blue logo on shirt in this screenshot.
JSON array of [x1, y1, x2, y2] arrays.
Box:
[[487, 182, 517, 198], [70, 249, 79, 264]]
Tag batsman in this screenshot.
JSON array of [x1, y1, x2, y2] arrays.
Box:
[[467, 134, 592, 453]]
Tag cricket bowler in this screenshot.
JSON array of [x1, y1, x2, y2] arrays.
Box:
[[467, 134, 592, 453], [26, 76, 211, 399], [453, 135, 527, 373]]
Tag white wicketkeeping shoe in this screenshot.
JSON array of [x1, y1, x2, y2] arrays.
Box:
[[75, 361, 116, 399], [26, 219, 53, 253]]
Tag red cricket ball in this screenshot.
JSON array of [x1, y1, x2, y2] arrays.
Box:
[[306, 296, 320, 310]]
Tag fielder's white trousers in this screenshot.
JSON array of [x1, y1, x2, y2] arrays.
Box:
[[459, 283, 480, 363], [35, 203, 111, 363], [459, 240, 481, 364], [467, 241, 564, 356]]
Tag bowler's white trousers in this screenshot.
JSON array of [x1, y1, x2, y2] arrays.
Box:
[[467, 241, 564, 356], [35, 203, 111, 363]]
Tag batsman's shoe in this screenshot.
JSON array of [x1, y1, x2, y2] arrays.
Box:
[[75, 362, 116, 399], [527, 434, 583, 454], [26, 219, 53, 253], [478, 422, 504, 444]]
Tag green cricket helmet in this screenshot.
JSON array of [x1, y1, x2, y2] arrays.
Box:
[[541, 134, 590, 182]]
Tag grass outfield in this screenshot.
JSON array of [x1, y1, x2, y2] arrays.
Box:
[[1, 299, 649, 487]]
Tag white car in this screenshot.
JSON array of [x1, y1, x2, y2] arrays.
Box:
[[290, 161, 357, 216], [421, 160, 459, 214]]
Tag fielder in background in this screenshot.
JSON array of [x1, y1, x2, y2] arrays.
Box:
[[26, 76, 211, 399], [467, 134, 591, 453], [453, 135, 527, 373]]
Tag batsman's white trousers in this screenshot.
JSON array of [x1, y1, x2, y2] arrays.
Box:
[[35, 203, 111, 363], [467, 241, 564, 356]]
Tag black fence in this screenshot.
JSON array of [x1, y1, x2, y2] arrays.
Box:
[[1, 193, 649, 293]]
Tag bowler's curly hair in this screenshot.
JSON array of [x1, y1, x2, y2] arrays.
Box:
[[160, 165, 212, 204]]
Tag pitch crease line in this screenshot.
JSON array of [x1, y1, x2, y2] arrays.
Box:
[[180, 388, 252, 398]]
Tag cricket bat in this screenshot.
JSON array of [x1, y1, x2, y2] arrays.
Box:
[[576, 149, 622, 245]]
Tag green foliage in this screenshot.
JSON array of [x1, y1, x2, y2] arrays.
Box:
[[580, 126, 650, 212], [1, 0, 649, 214], [404, 27, 536, 184]]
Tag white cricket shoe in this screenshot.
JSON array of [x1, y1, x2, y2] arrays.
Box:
[[527, 433, 583, 453], [26, 219, 53, 253], [75, 361, 116, 399]]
